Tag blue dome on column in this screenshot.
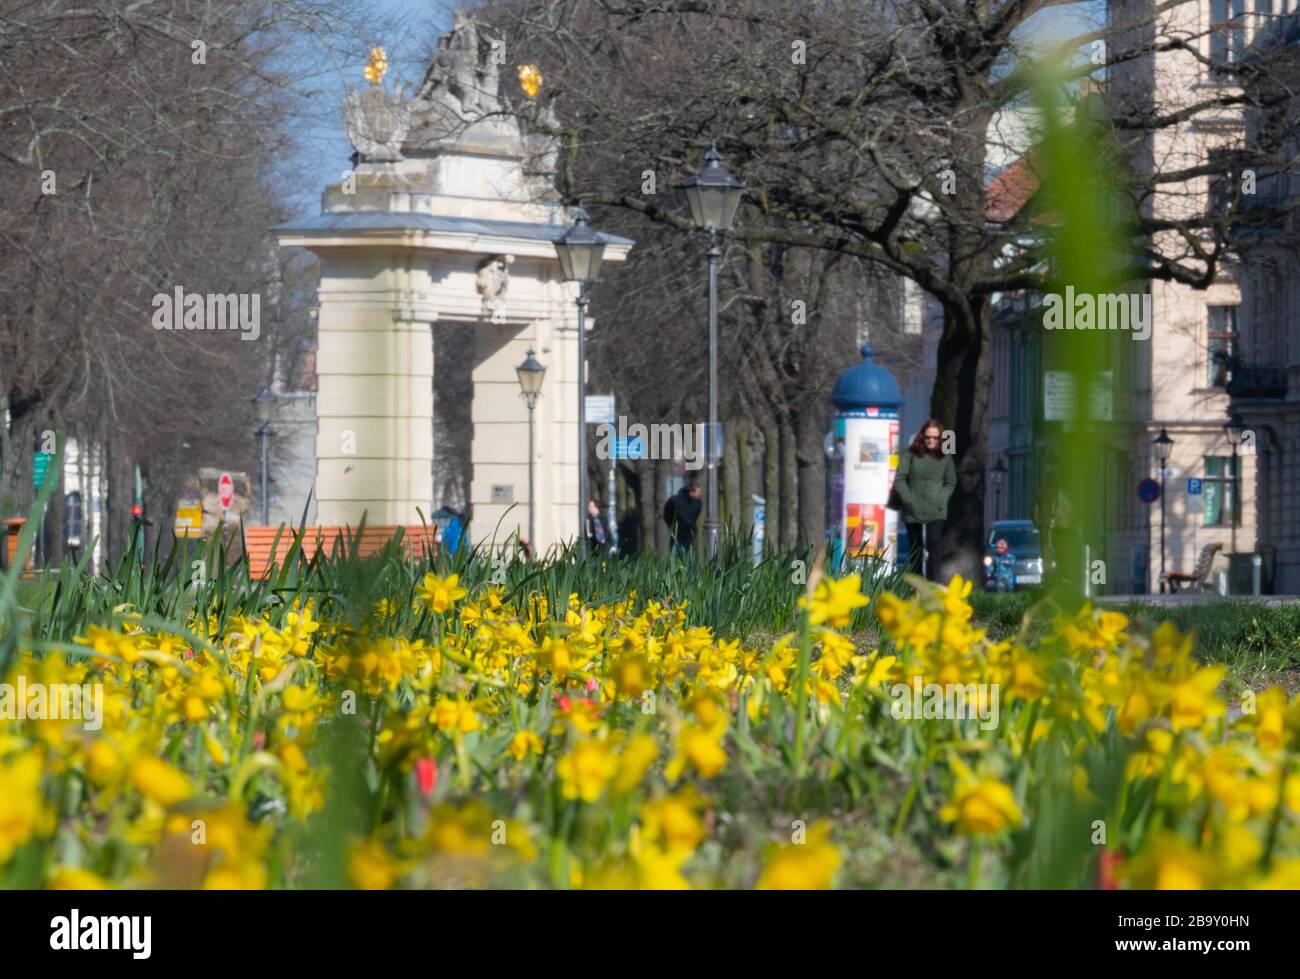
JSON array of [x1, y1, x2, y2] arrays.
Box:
[[831, 346, 903, 410]]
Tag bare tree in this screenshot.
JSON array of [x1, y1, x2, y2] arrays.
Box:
[[472, 0, 1300, 573]]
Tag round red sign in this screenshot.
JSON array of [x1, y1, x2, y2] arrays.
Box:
[[218, 473, 234, 510]]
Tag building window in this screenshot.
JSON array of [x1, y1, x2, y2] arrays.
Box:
[[1208, 148, 1237, 216], [1207, 305, 1238, 387], [1203, 456, 1239, 526], [1211, 0, 1247, 73]]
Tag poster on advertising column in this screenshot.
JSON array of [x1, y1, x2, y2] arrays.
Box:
[[836, 408, 900, 570]]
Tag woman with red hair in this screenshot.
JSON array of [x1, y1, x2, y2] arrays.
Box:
[[894, 418, 956, 581]]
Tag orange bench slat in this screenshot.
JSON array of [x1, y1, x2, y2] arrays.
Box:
[[243, 525, 438, 579]]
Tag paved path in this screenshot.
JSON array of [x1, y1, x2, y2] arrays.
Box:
[[1093, 594, 1300, 607]]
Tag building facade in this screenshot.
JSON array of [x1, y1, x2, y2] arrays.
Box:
[[982, 0, 1278, 592], [1236, 10, 1300, 591]]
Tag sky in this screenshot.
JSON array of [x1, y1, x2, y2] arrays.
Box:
[[282, 1, 1107, 216], [283, 0, 454, 215]]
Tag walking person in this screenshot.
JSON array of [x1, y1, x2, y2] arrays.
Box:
[[894, 419, 956, 582], [585, 498, 609, 552], [990, 538, 1017, 592], [1032, 469, 1076, 588], [663, 481, 702, 557]]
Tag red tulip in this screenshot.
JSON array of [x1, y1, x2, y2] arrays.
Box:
[[415, 757, 438, 797], [1099, 848, 1122, 890]]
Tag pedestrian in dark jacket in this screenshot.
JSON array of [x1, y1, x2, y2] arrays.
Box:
[[585, 499, 609, 551], [663, 482, 702, 556], [894, 418, 957, 581]]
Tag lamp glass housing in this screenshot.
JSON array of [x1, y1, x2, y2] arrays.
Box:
[[516, 349, 546, 397], [680, 145, 745, 232], [554, 208, 606, 284], [1154, 427, 1174, 464], [254, 387, 275, 424]]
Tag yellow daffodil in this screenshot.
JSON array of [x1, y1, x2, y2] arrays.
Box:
[[556, 739, 618, 802], [507, 730, 544, 762], [416, 573, 468, 614], [666, 722, 727, 781], [757, 822, 841, 889], [939, 772, 1023, 836], [0, 753, 48, 863], [799, 574, 869, 629], [129, 757, 193, 808]]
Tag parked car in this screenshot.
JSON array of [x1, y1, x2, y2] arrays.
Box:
[[983, 519, 1044, 591]]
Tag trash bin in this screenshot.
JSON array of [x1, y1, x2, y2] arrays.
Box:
[[1227, 553, 1261, 596]]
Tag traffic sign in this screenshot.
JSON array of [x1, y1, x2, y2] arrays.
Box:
[[33, 451, 53, 490], [174, 502, 204, 538], [1137, 478, 1160, 504], [585, 394, 616, 426], [612, 437, 645, 460], [218, 473, 234, 510], [1186, 477, 1203, 495]]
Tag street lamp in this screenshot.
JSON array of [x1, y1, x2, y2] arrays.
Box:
[[254, 386, 275, 525], [1154, 426, 1174, 593], [991, 457, 1008, 521], [554, 207, 607, 552], [516, 347, 546, 551], [678, 142, 745, 558], [1224, 412, 1245, 555]]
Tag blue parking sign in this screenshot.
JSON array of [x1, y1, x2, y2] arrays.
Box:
[[1187, 477, 1202, 495], [613, 437, 645, 460]]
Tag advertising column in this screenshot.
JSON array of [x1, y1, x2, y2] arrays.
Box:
[[836, 408, 901, 570], [829, 347, 905, 574]]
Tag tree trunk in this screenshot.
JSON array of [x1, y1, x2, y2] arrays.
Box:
[[779, 413, 798, 551], [647, 459, 665, 556], [1, 396, 37, 514], [617, 461, 640, 555], [745, 422, 763, 549], [105, 437, 134, 569], [930, 297, 992, 582], [723, 416, 740, 533], [762, 423, 780, 555], [796, 406, 827, 551]]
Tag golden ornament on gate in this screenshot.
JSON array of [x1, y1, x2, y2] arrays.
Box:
[[364, 47, 388, 86], [517, 64, 543, 98]]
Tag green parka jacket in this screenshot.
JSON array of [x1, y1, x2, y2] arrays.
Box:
[[894, 450, 957, 524]]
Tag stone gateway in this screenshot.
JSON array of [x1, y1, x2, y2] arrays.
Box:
[[275, 19, 632, 548]]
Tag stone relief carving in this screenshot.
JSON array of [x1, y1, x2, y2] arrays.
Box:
[[342, 83, 411, 163], [414, 11, 503, 120], [475, 255, 514, 314], [341, 15, 560, 192]]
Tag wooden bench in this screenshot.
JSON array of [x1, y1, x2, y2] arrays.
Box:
[[1162, 542, 1222, 593], [241, 524, 439, 579], [1, 518, 34, 577]]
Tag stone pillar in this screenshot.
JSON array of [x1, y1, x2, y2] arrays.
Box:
[[466, 269, 583, 552], [313, 249, 437, 527], [470, 322, 538, 547], [545, 279, 583, 548]]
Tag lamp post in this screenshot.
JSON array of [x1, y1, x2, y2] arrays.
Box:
[[1225, 412, 1244, 556], [516, 348, 546, 551], [991, 457, 1008, 521], [1154, 427, 1174, 593], [254, 386, 275, 525], [554, 207, 607, 552], [679, 143, 745, 558]]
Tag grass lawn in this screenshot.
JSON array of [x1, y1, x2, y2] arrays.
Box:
[[967, 590, 1300, 697]]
